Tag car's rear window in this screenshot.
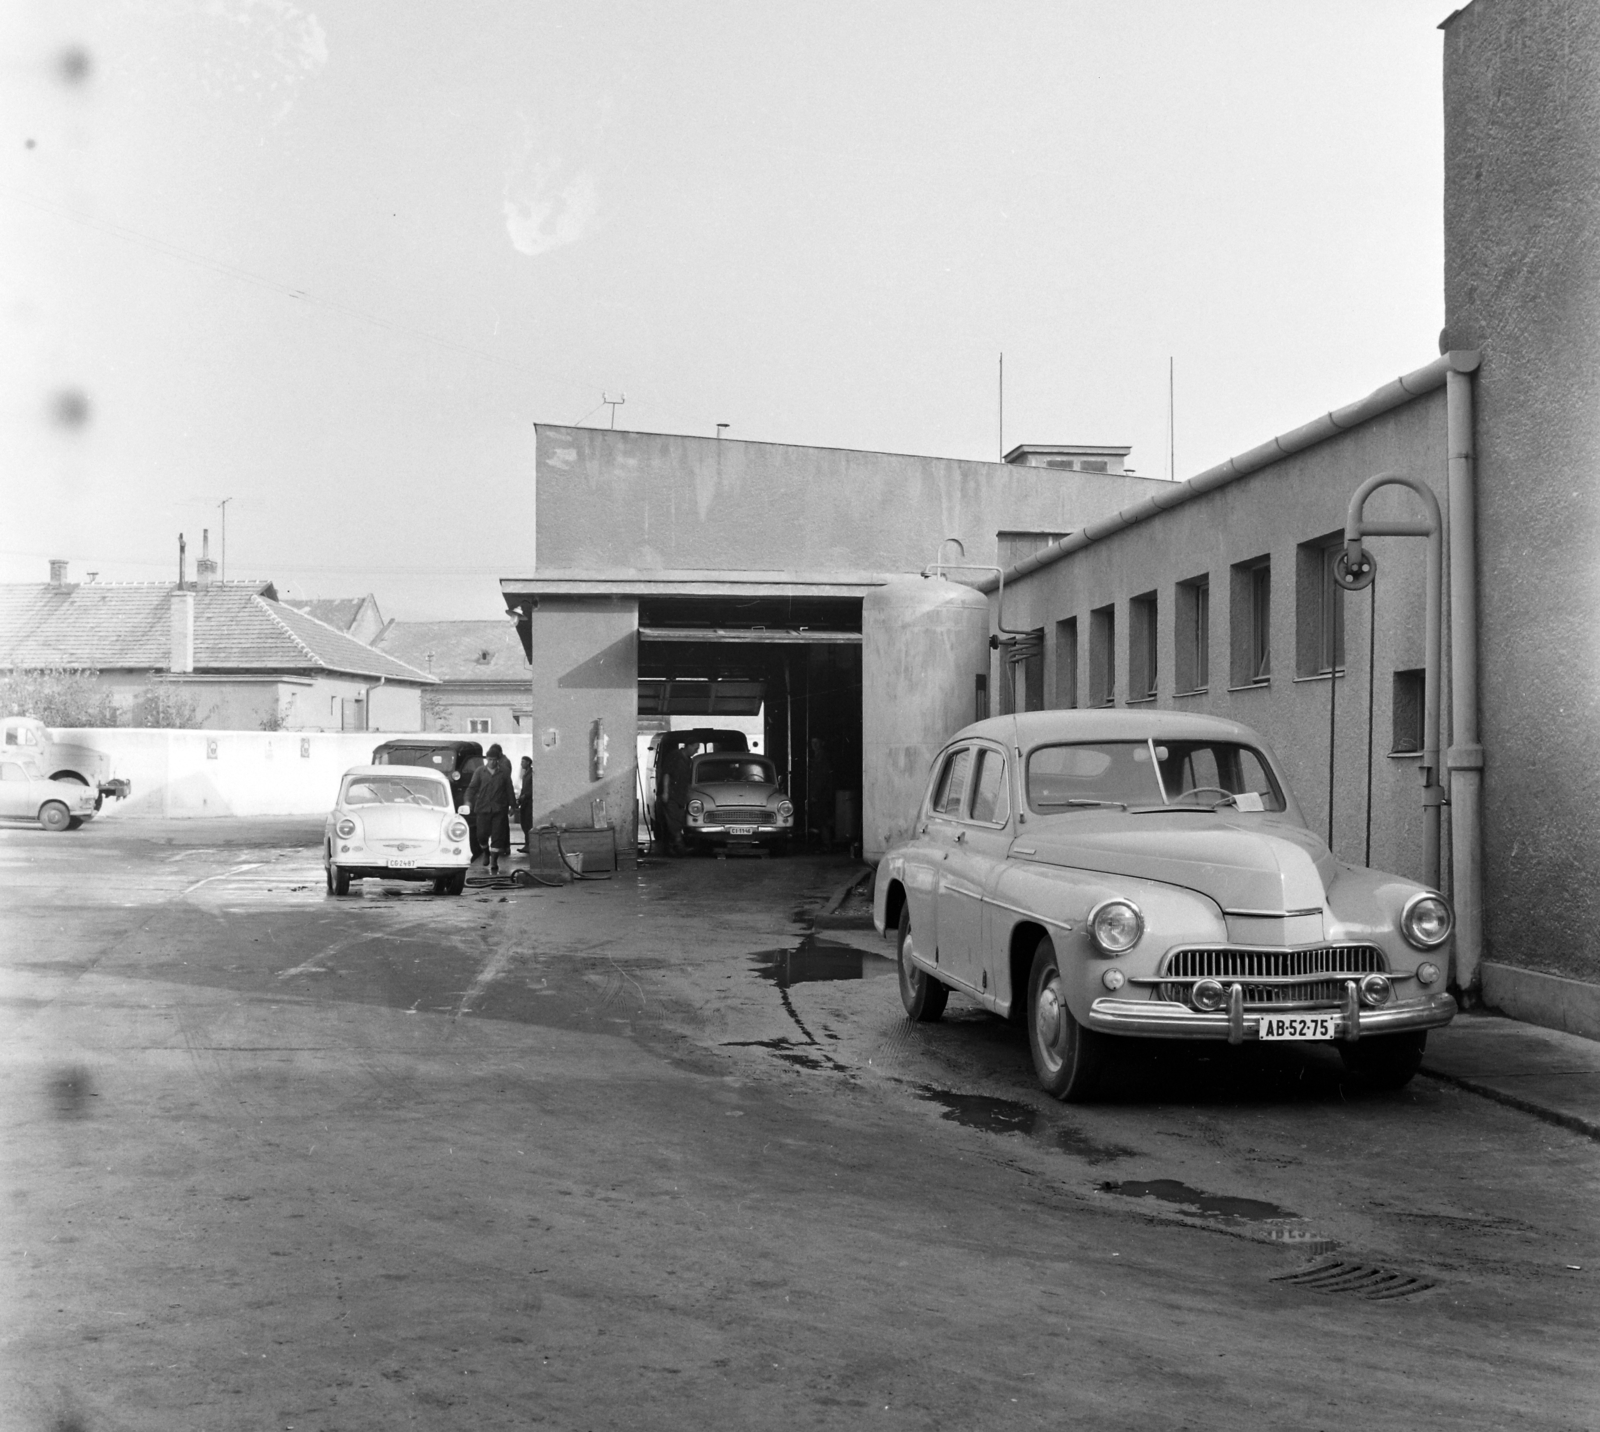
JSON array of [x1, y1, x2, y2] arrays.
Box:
[[342, 776, 451, 808], [1026, 740, 1284, 813]]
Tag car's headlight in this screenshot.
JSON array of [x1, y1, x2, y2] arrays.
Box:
[[777, 800, 794, 820], [445, 818, 469, 842], [1401, 893, 1452, 949], [1087, 898, 1143, 955], [335, 817, 358, 839], [688, 799, 703, 817]]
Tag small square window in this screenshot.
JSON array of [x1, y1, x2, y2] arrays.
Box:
[[1054, 617, 1078, 708], [1128, 591, 1158, 701], [1230, 557, 1271, 686], [1089, 605, 1116, 707], [1296, 535, 1346, 677], [1175, 575, 1209, 693], [469, 718, 492, 734], [1392, 670, 1425, 754]]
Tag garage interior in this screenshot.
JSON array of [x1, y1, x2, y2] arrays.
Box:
[[636, 595, 862, 850]]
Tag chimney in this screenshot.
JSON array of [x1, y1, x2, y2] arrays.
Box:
[[196, 527, 217, 589], [178, 532, 187, 590], [48, 559, 68, 586], [170, 591, 195, 673]]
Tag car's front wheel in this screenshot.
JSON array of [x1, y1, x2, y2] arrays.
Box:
[[897, 906, 948, 1022], [38, 801, 72, 833], [1027, 935, 1105, 1102], [1340, 1031, 1426, 1090], [326, 858, 351, 897]]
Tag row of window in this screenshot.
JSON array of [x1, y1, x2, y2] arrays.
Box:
[[1001, 534, 1426, 753]]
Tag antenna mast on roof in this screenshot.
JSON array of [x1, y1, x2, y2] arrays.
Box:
[[219, 497, 232, 583], [998, 352, 1004, 460], [602, 393, 625, 429], [1167, 357, 1175, 482]]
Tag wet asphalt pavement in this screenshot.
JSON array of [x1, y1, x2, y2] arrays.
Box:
[[2, 817, 1597, 1430]]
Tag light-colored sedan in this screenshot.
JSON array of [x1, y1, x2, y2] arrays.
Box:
[[680, 753, 795, 853], [0, 754, 101, 831], [874, 711, 1457, 1101], [324, 764, 472, 896]]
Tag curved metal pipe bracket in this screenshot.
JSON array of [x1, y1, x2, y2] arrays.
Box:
[[921, 536, 1028, 636]]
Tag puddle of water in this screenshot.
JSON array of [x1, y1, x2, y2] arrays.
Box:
[[918, 1088, 1038, 1135], [1100, 1178, 1295, 1222], [751, 935, 892, 989]]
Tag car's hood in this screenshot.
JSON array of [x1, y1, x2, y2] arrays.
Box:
[[693, 782, 781, 805], [342, 807, 449, 840], [1019, 814, 1338, 913]]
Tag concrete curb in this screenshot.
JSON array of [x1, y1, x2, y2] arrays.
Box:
[[812, 865, 876, 930], [1418, 1066, 1600, 1145]]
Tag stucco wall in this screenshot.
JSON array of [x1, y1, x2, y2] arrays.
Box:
[[88, 674, 425, 732], [1443, 0, 1600, 982], [533, 427, 1166, 576], [524, 598, 639, 845], [997, 393, 1449, 888], [52, 728, 532, 819]]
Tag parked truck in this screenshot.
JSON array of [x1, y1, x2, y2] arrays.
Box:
[[0, 716, 131, 807]]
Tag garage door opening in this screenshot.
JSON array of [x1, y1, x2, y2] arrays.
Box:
[[637, 596, 862, 853]]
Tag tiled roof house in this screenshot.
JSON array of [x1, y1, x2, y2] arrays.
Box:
[[371, 620, 530, 736], [280, 594, 387, 645], [0, 565, 435, 731]]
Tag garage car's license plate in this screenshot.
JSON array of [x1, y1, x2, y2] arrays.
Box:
[[386, 858, 418, 869], [727, 826, 757, 836], [1259, 1014, 1336, 1041]]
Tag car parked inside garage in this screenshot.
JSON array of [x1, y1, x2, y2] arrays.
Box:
[[874, 711, 1456, 1100]]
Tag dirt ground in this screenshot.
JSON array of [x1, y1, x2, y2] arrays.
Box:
[[3, 818, 1597, 1430]]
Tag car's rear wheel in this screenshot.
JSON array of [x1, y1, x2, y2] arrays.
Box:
[[38, 801, 72, 833], [1340, 1031, 1426, 1090], [897, 905, 948, 1022], [1027, 935, 1105, 1102]]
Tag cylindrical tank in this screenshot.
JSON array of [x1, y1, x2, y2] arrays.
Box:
[[862, 575, 992, 861]]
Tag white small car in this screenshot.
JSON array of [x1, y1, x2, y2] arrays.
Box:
[[0, 753, 101, 830], [324, 764, 472, 896]]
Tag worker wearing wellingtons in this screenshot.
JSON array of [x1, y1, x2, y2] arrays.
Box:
[[462, 743, 516, 875]]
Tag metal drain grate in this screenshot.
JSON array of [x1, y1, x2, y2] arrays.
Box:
[[1271, 1260, 1437, 1301]]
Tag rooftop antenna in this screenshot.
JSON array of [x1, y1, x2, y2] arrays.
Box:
[[998, 352, 1004, 460], [218, 497, 232, 583], [1167, 357, 1175, 482], [602, 393, 625, 429]]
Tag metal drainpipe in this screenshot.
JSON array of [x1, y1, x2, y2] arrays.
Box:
[[1338, 472, 1444, 891], [1446, 369, 1484, 998]]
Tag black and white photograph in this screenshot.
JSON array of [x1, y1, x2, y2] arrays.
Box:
[[3, 1, 1598, 1427]]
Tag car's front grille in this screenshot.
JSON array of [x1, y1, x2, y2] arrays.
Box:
[[1160, 945, 1387, 1008], [707, 806, 772, 823]]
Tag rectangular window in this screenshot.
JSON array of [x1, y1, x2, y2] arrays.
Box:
[[1021, 628, 1044, 712], [1128, 591, 1158, 701], [1088, 604, 1116, 706], [1175, 575, 1210, 693], [1230, 557, 1271, 686], [469, 718, 492, 734], [1054, 617, 1078, 708], [1296, 535, 1346, 676], [974, 673, 989, 723], [1392, 670, 1425, 754], [968, 748, 1009, 825], [931, 747, 973, 815]]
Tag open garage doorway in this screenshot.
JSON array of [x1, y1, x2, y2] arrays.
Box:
[[636, 596, 862, 855]]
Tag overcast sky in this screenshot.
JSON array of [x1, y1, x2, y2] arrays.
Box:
[[3, 1, 1457, 621]]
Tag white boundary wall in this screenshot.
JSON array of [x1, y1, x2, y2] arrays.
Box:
[[54, 729, 535, 820]]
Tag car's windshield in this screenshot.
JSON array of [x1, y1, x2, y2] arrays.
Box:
[[694, 757, 775, 785], [1026, 740, 1284, 813], [342, 776, 451, 808]]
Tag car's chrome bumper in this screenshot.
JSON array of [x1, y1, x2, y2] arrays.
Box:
[[1086, 991, 1457, 1041]]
